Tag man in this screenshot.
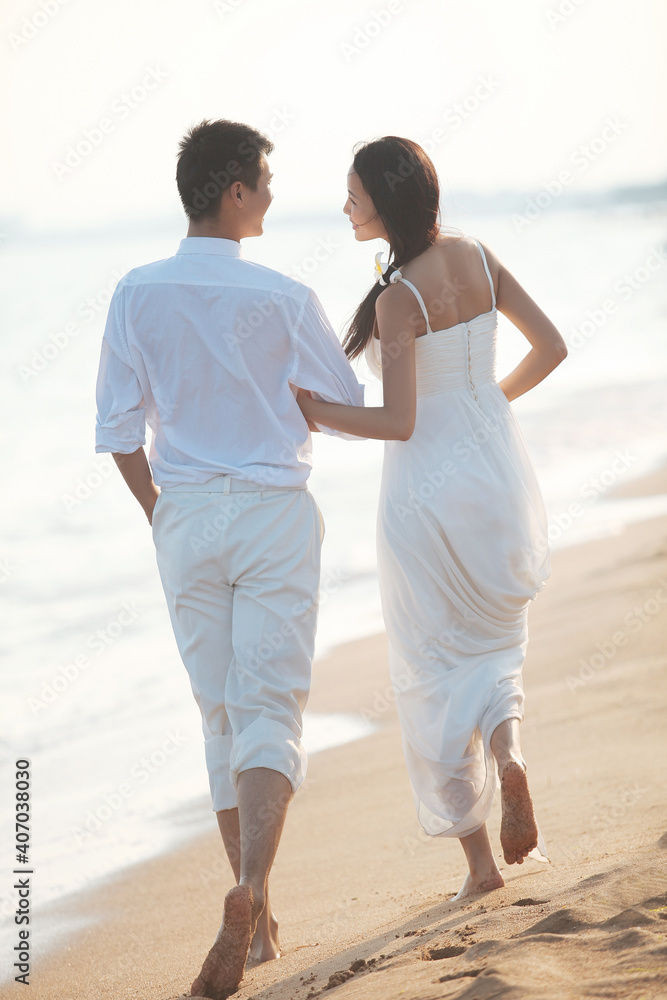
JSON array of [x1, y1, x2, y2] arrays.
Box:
[[95, 118, 363, 1000]]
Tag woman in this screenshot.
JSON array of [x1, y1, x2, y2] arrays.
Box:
[[298, 137, 567, 898]]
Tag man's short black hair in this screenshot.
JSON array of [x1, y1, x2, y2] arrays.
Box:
[[176, 119, 274, 220]]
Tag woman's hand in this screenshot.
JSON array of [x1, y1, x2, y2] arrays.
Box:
[[296, 387, 320, 432], [292, 285, 417, 442]]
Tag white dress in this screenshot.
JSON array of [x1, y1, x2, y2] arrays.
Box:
[[366, 240, 551, 840]]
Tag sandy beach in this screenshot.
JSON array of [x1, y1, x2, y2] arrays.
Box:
[[13, 467, 667, 1000]]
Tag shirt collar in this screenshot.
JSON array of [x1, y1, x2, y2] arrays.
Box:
[[176, 237, 242, 258]]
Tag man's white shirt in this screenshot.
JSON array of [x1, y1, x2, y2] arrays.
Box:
[[95, 237, 364, 488]]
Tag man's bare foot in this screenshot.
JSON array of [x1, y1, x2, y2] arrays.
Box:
[[190, 885, 254, 1000], [454, 867, 504, 901], [247, 909, 280, 965], [500, 761, 538, 864]]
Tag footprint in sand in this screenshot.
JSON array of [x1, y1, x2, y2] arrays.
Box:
[[520, 907, 593, 935], [598, 907, 660, 930], [438, 968, 484, 983], [641, 892, 667, 914], [522, 903, 662, 942], [423, 945, 467, 960]]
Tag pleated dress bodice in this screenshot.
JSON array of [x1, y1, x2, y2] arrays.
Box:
[[366, 308, 498, 400]]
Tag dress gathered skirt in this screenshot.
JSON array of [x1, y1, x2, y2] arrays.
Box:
[[366, 241, 551, 840]]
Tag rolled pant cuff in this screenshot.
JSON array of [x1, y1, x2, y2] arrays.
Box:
[[229, 718, 307, 796], [205, 734, 237, 811]]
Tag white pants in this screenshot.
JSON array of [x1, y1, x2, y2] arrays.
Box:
[[152, 476, 323, 811]]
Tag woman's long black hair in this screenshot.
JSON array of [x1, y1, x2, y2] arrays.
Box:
[[343, 137, 441, 360]]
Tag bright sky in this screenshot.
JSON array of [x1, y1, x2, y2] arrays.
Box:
[[3, 0, 665, 230]]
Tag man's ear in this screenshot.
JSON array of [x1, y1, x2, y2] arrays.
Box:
[[228, 180, 244, 207]]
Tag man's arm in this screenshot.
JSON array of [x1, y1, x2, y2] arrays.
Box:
[[291, 289, 365, 438], [95, 285, 155, 521], [112, 448, 159, 525], [297, 283, 416, 440]]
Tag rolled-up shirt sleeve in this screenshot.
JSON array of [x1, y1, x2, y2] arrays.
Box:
[[291, 288, 365, 439], [95, 288, 147, 454]]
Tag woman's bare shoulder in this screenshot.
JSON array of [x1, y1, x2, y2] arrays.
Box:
[[375, 279, 418, 315], [405, 233, 485, 276], [435, 231, 471, 248], [438, 233, 501, 257], [452, 236, 505, 285]]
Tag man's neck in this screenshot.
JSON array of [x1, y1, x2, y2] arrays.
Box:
[[186, 222, 242, 242]]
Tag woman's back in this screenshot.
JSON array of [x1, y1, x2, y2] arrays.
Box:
[[399, 235, 498, 337], [366, 236, 498, 397]]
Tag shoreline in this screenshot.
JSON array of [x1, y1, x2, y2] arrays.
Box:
[[7, 467, 667, 999], [607, 458, 667, 499]]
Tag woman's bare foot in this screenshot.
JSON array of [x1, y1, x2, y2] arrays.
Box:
[[247, 908, 280, 965], [500, 761, 538, 864], [190, 885, 254, 1000], [456, 823, 505, 901], [454, 866, 504, 901]]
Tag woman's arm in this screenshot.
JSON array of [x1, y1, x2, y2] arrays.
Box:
[[298, 284, 417, 440], [481, 243, 568, 402]]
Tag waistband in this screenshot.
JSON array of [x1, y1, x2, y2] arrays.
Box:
[[161, 475, 307, 494]]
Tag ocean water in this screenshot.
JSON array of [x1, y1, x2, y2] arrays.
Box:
[[1, 201, 666, 955]]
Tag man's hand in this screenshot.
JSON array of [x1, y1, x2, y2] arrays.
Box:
[[112, 448, 160, 525], [143, 491, 160, 526]]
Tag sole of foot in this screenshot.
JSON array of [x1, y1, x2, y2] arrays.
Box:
[[500, 761, 538, 865], [190, 884, 253, 1000]]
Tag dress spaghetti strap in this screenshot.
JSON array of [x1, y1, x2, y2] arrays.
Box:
[[396, 240, 496, 333], [473, 239, 496, 311], [396, 278, 433, 334]]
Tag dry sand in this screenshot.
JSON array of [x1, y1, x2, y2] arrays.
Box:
[[10, 470, 667, 1000]]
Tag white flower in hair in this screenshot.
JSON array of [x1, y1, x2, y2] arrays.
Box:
[[374, 251, 402, 286]]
